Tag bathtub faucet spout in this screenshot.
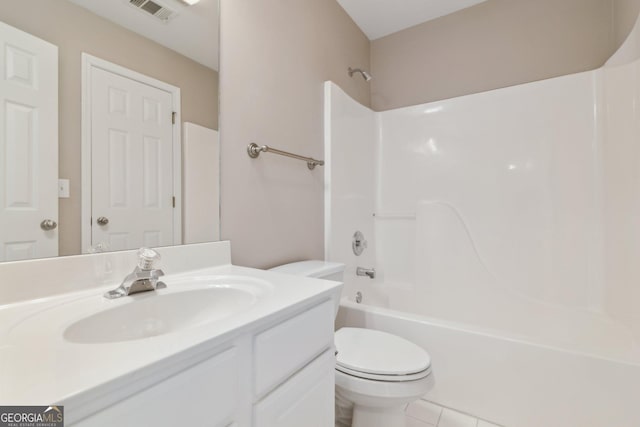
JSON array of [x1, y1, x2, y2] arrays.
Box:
[[356, 267, 376, 279]]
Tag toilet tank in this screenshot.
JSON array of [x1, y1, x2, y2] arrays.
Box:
[[269, 260, 345, 282]]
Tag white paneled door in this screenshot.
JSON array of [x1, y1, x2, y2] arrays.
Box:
[[90, 66, 176, 252], [0, 21, 58, 262]]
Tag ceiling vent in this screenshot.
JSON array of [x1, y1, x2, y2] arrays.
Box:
[[128, 0, 177, 22]]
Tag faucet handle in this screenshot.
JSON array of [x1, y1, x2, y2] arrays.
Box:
[[137, 247, 161, 271]]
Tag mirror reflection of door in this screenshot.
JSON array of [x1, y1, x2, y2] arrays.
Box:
[[0, 21, 58, 262], [83, 55, 181, 253]]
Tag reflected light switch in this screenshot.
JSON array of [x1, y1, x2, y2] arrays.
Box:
[[58, 179, 70, 198]]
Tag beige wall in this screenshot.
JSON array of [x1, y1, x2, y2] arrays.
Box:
[[370, 0, 619, 110], [614, 0, 640, 46], [0, 0, 219, 256], [219, 0, 370, 268]]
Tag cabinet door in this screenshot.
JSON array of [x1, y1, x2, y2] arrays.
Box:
[[254, 350, 334, 427], [74, 347, 240, 427]]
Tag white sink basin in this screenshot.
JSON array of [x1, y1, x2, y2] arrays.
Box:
[[4, 275, 272, 347], [64, 285, 257, 344]]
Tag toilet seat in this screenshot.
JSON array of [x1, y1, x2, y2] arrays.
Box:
[[336, 364, 431, 382], [335, 328, 431, 382]]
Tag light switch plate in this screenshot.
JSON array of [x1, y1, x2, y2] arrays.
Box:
[[58, 179, 70, 198]]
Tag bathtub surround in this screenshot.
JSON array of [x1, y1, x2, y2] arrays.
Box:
[[601, 56, 640, 342], [325, 21, 640, 422], [323, 83, 377, 282], [374, 75, 602, 316]]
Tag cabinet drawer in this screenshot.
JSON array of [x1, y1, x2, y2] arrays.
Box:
[[254, 300, 334, 397], [254, 349, 335, 427]]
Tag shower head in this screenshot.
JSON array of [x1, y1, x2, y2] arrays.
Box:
[[348, 67, 372, 82]]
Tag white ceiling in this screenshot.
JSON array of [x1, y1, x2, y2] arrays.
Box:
[[68, 0, 219, 70], [336, 0, 488, 40]]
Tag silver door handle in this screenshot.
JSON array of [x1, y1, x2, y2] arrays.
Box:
[[97, 217, 109, 226], [40, 219, 57, 231]]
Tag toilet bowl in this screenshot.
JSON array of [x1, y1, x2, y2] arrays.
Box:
[[334, 327, 433, 427], [270, 261, 434, 427]]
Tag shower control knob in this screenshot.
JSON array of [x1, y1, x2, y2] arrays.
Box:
[[352, 231, 368, 256]]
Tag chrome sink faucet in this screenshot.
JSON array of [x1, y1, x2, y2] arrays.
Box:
[[104, 248, 167, 299]]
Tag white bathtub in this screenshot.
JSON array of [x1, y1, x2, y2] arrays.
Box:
[[335, 293, 640, 427]]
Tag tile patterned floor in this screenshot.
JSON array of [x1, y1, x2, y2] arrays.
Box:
[[405, 399, 503, 427]]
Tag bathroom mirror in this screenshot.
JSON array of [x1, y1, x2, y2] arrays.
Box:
[[0, 0, 220, 262]]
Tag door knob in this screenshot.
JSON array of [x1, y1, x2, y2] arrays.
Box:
[[40, 219, 57, 231], [97, 217, 109, 226]]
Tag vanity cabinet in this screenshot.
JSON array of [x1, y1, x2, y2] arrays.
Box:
[[72, 299, 335, 427]]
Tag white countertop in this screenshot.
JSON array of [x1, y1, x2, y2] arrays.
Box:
[[0, 263, 341, 417]]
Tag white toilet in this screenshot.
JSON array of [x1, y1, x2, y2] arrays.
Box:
[[270, 261, 433, 427]]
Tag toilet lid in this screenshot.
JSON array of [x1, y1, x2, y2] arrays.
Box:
[[335, 328, 431, 377]]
